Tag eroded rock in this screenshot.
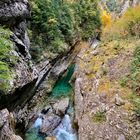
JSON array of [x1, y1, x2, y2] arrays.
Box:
[[0, 109, 23, 140]]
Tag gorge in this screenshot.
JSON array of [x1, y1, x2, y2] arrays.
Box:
[[0, 0, 140, 140]]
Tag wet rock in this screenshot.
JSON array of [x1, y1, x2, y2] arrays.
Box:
[[114, 94, 125, 106], [39, 113, 61, 135], [53, 98, 69, 115]]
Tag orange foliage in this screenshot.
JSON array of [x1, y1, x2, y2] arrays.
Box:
[[100, 10, 111, 27]]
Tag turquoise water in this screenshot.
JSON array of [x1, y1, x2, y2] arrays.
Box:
[[25, 115, 77, 140], [52, 64, 75, 98], [25, 128, 44, 140], [25, 64, 76, 140]]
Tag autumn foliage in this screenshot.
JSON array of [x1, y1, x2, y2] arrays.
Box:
[[100, 10, 111, 27], [102, 5, 140, 40]]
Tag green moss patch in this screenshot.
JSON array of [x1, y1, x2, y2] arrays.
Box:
[[92, 112, 106, 123], [0, 26, 15, 94]]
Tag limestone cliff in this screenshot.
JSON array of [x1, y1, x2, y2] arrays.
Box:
[[0, 0, 37, 96], [0, 1, 37, 139]]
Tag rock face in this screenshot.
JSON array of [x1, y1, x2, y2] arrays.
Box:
[[0, 0, 37, 96], [0, 0, 37, 139], [0, 109, 23, 140], [0, 0, 30, 23]]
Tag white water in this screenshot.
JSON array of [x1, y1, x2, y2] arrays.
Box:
[[31, 114, 77, 140], [55, 129, 77, 140], [53, 115, 77, 140], [33, 117, 43, 128]]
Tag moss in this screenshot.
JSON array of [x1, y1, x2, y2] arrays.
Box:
[[0, 62, 13, 93], [0, 26, 15, 94], [92, 111, 106, 123]]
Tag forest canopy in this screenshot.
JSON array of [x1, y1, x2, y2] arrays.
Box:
[[29, 0, 101, 60]]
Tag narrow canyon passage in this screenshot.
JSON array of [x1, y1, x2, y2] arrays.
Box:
[[0, 0, 140, 140]]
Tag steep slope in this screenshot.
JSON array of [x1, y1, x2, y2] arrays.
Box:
[[74, 2, 140, 140], [75, 39, 140, 140]]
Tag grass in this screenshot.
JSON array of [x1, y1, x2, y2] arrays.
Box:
[[92, 111, 106, 123], [127, 93, 140, 116]]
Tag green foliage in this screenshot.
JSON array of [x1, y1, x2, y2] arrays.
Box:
[[92, 111, 106, 123], [120, 45, 140, 94], [129, 45, 140, 93], [30, 0, 101, 60], [75, 0, 101, 40], [127, 93, 140, 116], [119, 45, 140, 116], [0, 26, 15, 94], [120, 76, 129, 87]]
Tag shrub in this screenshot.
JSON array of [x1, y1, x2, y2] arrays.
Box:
[[76, 0, 101, 40], [92, 111, 106, 123]]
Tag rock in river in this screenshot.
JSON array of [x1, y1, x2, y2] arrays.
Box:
[[53, 98, 69, 115]]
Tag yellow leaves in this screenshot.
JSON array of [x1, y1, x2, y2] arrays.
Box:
[[101, 5, 140, 41], [48, 18, 57, 24], [100, 10, 111, 27]]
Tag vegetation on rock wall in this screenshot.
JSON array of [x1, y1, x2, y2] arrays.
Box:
[[0, 26, 15, 94], [29, 0, 101, 62]]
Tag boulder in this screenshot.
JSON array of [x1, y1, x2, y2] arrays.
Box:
[[114, 94, 125, 106], [39, 113, 61, 135], [53, 98, 69, 115]]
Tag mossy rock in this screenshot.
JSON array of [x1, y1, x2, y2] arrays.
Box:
[[0, 26, 16, 95]]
